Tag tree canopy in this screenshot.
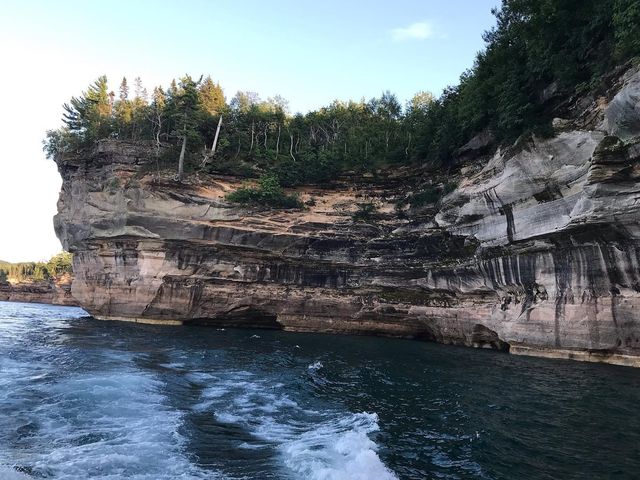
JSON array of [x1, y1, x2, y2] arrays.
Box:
[[44, 0, 640, 185], [0, 252, 73, 284]]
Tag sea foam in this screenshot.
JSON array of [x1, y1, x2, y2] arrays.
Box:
[[195, 370, 398, 480]]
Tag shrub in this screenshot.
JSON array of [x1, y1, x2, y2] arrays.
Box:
[[226, 174, 303, 209], [407, 182, 458, 209], [353, 202, 378, 222], [409, 187, 441, 208]]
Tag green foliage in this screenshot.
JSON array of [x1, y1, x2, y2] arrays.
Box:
[[409, 187, 441, 208], [613, 0, 640, 59], [45, 2, 639, 179], [0, 252, 73, 283], [403, 182, 457, 209], [352, 202, 379, 222], [199, 76, 226, 116], [442, 181, 457, 196], [226, 174, 303, 209], [62, 75, 112, 142], [43, 128, 78, 159], [46, 252, 73, 277], [106, 177, 121, 192]]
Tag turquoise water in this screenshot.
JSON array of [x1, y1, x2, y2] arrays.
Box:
[[0, 301, 639, 479]]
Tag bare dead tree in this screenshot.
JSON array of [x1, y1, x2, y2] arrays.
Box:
[[177, 120, 187, 181], [289, 132, 296, 161], [201, 115, 223, 168], [249, 121, 255, 153]]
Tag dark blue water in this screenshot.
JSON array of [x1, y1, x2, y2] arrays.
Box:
[[0, 301, 639, 479]]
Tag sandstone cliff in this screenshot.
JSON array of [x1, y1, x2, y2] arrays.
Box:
[[54, 66, 640, 366], [0, 274, 76, 306]]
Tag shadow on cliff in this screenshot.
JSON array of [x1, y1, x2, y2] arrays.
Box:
[[183, 306, 282, 330], [414, 323, 511, 353]]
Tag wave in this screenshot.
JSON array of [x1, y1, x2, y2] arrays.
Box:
[[307, 361, 323, 371], [283, 412, 397, 480], [0, 466, 32, 480], [0, 359, 220, 479], [194, 371, 398, 480]]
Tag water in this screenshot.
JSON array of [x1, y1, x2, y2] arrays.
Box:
[[0, 301, 639, 479]]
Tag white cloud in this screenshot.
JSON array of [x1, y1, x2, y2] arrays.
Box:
[[390, 21, 435, 42]]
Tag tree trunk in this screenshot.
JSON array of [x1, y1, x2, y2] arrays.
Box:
[[276, 124, 281, 159], [235, 136, 241, 159], [155, 117, 161, 179], [178, 122, 187, 181], [289, 133, 296, 161], [249, 121, 255, 153], [211, 115, 223, 156]]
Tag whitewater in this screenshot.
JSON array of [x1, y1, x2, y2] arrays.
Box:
[[1, 301, 639, 479]]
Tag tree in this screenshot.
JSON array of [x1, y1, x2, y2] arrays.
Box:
[[613, 0, 640, 58], [172, 75, 203, 180], [198, 76, 226, 116], [46, 252, 73, 276], [115, 77, 133, 138], [230, 91, 261, 113], [408, 91, 434, 113], [131, 77, 149, 139], [150, 86, 166, 154], [62, 75, 112, 141]]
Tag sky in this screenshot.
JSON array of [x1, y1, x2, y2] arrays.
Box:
[[0, 0, 498, 262]]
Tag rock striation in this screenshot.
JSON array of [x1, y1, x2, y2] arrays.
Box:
[[55, 66, 640, 366], [0, 274, 76, 306]]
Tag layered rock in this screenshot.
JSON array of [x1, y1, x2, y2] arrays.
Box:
[[54, 66, 640, 366], [0, 274, 76, 306]]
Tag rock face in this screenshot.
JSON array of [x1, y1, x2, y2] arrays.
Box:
[[55, 67, 640, 366], [0, 274, 76, 306]]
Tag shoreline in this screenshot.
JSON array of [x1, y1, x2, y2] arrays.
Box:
[[5, 299, 639, 368]]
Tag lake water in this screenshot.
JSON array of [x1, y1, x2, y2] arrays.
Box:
[[0, 301, 639, 479]]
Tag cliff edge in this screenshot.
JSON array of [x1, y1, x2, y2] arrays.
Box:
[[0, 273, 75, 306], [54, 66, 640, 366]]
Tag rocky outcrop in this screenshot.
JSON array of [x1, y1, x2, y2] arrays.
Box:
[[54, 66, 640, 366], [0, 274, 76, 306]]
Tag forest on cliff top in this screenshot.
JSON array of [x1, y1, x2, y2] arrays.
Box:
[[0, 253, 73, 284], [44, 0, 640, 188]]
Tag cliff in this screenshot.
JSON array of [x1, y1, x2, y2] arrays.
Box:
[[54, 66, 640, 366], [0, 273, 76, 306]]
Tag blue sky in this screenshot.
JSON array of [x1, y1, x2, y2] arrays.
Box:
[[0, 0, 498, 262]]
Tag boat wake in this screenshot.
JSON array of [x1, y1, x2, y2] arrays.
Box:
[[191, 370, 398, 480]]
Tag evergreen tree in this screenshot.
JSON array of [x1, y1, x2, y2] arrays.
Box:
[[62, 75, 111, 141], [198, 76, 226, 116], [171, 75, 204, 180], [613, 0, 640, 59], [115, 77, 133, 137]]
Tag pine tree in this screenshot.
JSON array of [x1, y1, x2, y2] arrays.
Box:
[[115, 77, 133, 137], [172, 75, 203, 180], [62, 75, 111, 141], [198, 76, 226, 116], [119, 77, 129, 101]]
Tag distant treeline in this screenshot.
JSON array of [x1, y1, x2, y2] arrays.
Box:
[[0, 252, 73, 284], [44, 0, 639, 186]]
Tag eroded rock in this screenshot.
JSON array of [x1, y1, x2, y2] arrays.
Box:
[[54, 66, 640, 366]]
